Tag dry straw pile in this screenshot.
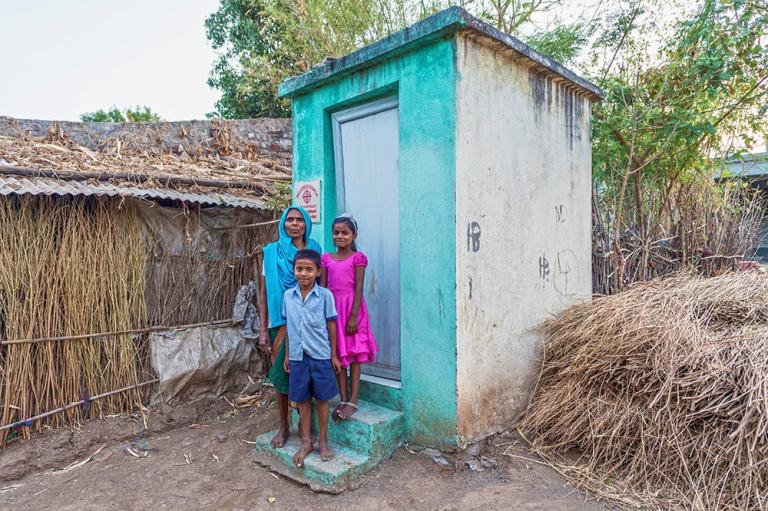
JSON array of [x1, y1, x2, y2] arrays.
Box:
[[520, 272, 768, 509]]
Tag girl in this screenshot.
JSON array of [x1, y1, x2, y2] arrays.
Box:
[[320, 213, 378, 421]]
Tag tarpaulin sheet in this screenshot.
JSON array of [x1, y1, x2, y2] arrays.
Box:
[[150, 324, 253, 401]]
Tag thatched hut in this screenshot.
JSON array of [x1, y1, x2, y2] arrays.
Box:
[[0, 116, 292, 440]]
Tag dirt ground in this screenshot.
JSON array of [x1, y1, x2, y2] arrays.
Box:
[[0, 390, 615, 511]]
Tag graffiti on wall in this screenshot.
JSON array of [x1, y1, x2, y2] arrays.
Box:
[[537, 204, 582, 296]]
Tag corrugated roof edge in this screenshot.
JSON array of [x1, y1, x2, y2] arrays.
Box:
[[0, 175, 269, 210], [278, 6, 604, 100], [725, 151, 768, 164]]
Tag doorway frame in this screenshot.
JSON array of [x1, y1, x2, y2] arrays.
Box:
[[331, 96, 399, 213], [331, 95, 401, 386]]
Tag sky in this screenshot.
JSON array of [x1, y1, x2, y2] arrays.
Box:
[[0, 0, 222, 121]]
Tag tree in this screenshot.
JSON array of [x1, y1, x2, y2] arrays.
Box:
[[204, 0, 567, 118], [525, 22, 588, 65], [588, 0, 768, 292], [205, 0, 433, 118], [204, 0, 768, 292], [468, 0, 562, 34], [80, 107, 125, 122], [80, 106, 163, 122]]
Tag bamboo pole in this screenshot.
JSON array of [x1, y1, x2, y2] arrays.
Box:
[[0, 318, 236, 346], [0, 379, 159, 432]]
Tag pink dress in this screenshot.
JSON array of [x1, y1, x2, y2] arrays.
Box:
[[321, 252, 378, 367]]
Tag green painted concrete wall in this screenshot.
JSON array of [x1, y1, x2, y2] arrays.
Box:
[[290, 37, 459, 449]]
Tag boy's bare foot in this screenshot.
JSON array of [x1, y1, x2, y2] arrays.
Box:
[[338, 402, 358, 420], [270, 427, 289, 448], [319, 442, 335, 462], [293, 440, 313, 467]]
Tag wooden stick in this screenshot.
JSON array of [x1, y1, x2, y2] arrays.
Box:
[[0, 379, 159, 432], [0, 318, 235, 346], [0, 164, 288, 191], [237, 219, 281, 228]]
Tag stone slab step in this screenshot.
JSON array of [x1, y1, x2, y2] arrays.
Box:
[[291, 398, 404, 461], [252, 431, 369, 493]]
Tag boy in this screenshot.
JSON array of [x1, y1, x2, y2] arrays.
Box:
[[280, 249, 341, 467], [258, 206, 322, 449]]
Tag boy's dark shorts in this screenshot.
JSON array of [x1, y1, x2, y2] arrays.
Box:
[[288, 354, 338, 403]]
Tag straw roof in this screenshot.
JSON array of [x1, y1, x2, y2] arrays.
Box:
[[0, 117, 292, 209]]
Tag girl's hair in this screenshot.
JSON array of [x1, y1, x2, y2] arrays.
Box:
[[332, 214, 358, 252]]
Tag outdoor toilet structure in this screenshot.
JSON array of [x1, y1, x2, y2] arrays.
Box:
[[255, 7, 603, 485]]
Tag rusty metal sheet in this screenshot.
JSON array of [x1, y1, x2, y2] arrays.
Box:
[[0, 175, 267, 210]]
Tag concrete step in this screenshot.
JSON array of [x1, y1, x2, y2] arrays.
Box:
[[252, 432, 370, 493], [253, 398, 404, 492], [292, 398, 404, 461]]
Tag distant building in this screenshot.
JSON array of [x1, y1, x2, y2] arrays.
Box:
[[723, 151, 768, 260]]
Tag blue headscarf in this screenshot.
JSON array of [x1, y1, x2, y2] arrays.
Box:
[[263, 206, 322, 327]]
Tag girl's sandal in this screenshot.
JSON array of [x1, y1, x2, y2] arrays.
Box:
[[340, 402, 358, 420]]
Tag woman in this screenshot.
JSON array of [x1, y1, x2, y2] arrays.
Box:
[[258, 206, 322, 448]]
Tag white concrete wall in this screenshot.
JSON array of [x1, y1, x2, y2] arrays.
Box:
[[455, 34, 593, 444]]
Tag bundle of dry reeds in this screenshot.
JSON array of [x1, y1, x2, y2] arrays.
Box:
[[143, 211, 274, 326], [0, 196, 148, 440], [520, 271, 768, 509], [593, 179, 764, 295]]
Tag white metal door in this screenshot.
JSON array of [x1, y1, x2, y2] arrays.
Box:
[[332, 98, 400, 381]]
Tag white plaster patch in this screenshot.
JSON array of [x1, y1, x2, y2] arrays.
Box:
[[454, 35, 593, 443]]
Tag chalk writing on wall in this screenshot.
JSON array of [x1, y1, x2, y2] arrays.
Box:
[[538, 255, 550, 283], [467, 222, 481, 252], [554, 249, 580, 296], [555, 205, 566, 223]]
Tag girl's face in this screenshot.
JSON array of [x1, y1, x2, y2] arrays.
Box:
[[332, 222, 356, 250]]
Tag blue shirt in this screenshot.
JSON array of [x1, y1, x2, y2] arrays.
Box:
[[282, 283, 338, 361]]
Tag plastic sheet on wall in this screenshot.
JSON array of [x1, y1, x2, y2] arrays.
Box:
[[150, 324, 253, 402]]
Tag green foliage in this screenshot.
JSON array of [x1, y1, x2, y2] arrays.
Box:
[[589, 0, 768, 291], [467, 0, 562, 35], [204, 0, 571, 118], [526, 23, 588, 65], [205, 0, 286, 118], [80, 106, 163, 123], [80, 107, 126, 122], [266, 181, 293, 212], [592, 0, 768, 190], [124, 106, 163, 122], [205, 0, 394, 118]]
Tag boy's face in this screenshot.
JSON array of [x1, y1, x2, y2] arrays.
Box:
[[294, 258, 320, 287]]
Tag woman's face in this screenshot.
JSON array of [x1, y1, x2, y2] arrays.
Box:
[[284, 209, 306, 239]]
